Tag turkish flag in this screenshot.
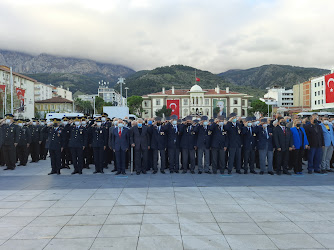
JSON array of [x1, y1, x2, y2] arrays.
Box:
[[325, 73, 334, 103], [167, 100, 180, 118], [0, 85, 5, 93], [196, 77, 200, 82], [16, 87, 25, 100]]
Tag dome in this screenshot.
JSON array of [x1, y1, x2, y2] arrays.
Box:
[[189, 84, 203, 92]]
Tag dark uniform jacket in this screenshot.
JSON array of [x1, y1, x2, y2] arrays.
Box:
[[90, 126, 108, 148], [256, 126, 274, 151], [179, 124, 197, 150], [242, 126, 258, 150], [29, 125, 42, 143], [165, 123, 181, 149], [195, 125, 212, 149], [224, 122, 243, 148], [304, 123, 325, 148], [46, 126, 64, 150], [273, 126, 294, 151], [210, 123, 228, 149], [2, 123, 19, 145], [18, 126, 31, 146], [130, 126, 150, 150], [149, 125, 167, 150], [68, 125, 88, 148], [112, 127, 130, 151]]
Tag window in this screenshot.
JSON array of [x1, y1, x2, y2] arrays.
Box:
[[322, 100, 324, 104], [233, 99, 238, 105], [315, 101, 317, 105], [314, 83, 317, 88], [315, 92, 317, 96], [156, 99, 160, 105], [233, 108, 238, 114], [242, 100, 245, 106], [318, 100, 320, 104], [205, 99, 209, 105], [318, 91, 320, 95], [322, 81, 324, 85], [144, 101, 148, 107], [183, 99, 188, 105], [318, 82, 320, 87], [322, 90, 324, 95], [242, 109, 245, 116]]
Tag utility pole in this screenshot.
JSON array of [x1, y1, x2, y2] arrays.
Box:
[[117, 77, 125, 106], [125, 87, 129, 107], [10, 67, 13, 114]]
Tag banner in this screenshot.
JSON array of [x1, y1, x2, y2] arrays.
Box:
[[16, 87, 25, 111], [325, 73, 334, 103], [0, 85, 5, 93], [167, 99, 180, 118]]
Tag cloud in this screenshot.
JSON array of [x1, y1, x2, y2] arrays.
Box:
[[0, 0, 333, 73]]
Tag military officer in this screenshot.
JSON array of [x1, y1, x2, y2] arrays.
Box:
[[39, 119, 48, 160], [195, 116, 212, 174], [61, 117, 71, 169], [165, 115, 181, 173], [17, 119, 31, 166], [90, 118, 107, 173], [1, 114, 19, 170], [81, 117, 90, 169], [68, 117, 87, 174], [29, 118, 42, 163], [46, 118, 64, 175], [242, 117, 258, 174]]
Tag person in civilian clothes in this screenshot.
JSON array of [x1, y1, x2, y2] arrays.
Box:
[[195, 116, 212, 174], [68, 117, 87, 174], [224, 114, 243, 174], [179, 116, 197, 174], [242, 117, 258, 174], [273, 117, 293, 175], [257, 118, 274, 175], [90, 118, 107, 174], [130, 118, 150, 175], [210, 116, 228, 174], [304, 114, 325, 174], [17, 119, 31, 166], [46, 118, 64, 175], [111, 119, 130, 175], [1, 114, 19, 170], [110, 119, 119, 172], [39, 119, 48, 160], [320, 116, 334, 173], [290, 119, 309, 174], [148, 117, 167, 174], [165, 115, 181, 173]]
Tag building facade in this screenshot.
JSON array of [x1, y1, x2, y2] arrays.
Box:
[[142, 85, 252, 119], [35, 96, 73, 117], [263, 87, 293, 107], [34, 82, 53, 101], [0, 65, 35, 119], [53, 85, 73, 101], [77, 94, 98, 104], [292, 80, 311, 110], [98, 86, 125, 106]]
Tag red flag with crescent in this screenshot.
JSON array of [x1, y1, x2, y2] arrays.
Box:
[[196, 77, 200, 82], [0, 85, 5, 93], [325, 73, 334, 103], [167, 100, 180, 118]]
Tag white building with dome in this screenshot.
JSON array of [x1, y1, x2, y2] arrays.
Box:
[[142, 84, 252, 119]]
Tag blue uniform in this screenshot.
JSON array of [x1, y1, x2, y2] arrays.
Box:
[[210, 123, 228, 173], [46, 126, 64, 174]]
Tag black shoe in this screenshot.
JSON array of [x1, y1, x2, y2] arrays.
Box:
[[48, 171, 57, 175], [198, 171, 202, 174], [142, 171, 147, 174], [136, 172, 140, 175], [153, 171, 157, 174], [213, 171, 217, 174], [122, 172, 126, 175], [205, 171, 212, 174], [268, 171, 274, 175], [161, 170, 166, 174], [101, 171, 104, 174], [321, 170, 327, 174], [170, 170, 174, 174], [93, 171, 98, 174], [104, 166, 109, 169], [191, 171, 195, 174], [228, 171, 232, 175], [283, 171, 291, 175], [115, 172, 121, 175], [236, 170, 242, 174], [182, 170, 187, 174], [308, 170, 313, 174], [78, 171, 82, 175], [314, 170, 322, 174], [260, 171, 264, 175], [18, 164, 22, 166], [71, 171, 77, 175], [250, 171, 258, 174], [327, 169, 334, 172], [111, 169, 117, 172], [175, 170, 179, 173], [244, 170, 248, 174], [57, 171, 61, 175], [276, 171, 281, 175], [4, 168, 10, 170]]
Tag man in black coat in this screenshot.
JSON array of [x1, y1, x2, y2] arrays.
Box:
[[148, 117, 167, 174], [29, 118, 42, 163], [304, 113, 325, 174], [195, 116, 212, 174], [46, 118, 64, 175], [130, 118, 150, 175], [90, 118, 107, 174], [1, 114, 19, 170], [273, 117, 294, 175], [17, 119, 31, 166]]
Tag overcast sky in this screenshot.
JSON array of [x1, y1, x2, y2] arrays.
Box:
[[0, 0, 333, 73]]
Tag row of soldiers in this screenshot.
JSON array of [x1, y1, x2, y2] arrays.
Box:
[[1, 112, 333, 175]]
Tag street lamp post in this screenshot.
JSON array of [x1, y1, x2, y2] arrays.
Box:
[[117, 77, 125, 106], [93, 96, 96, 115], [125, 87, 129, 107]]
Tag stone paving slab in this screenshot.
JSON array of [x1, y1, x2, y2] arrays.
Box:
[[0, 159, 334, 249]]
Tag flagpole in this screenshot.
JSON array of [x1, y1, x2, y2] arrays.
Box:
[[195, 69, 196, 84], [10, 67, 13, 114], [4, 85, 6, 115]]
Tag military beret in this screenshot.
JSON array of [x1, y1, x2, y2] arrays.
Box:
[[246, 117, 253, 122], [217, 115, 225, 120], [165, 116, 171, 120], [155, 117, 162, 121], [5, 114, 14, 118], [261, 118, 267, 123], [201, 116, 208, 121], [171, 115, 178, 120], [52, 118, 61, 122], [209, 119, 214, 123]]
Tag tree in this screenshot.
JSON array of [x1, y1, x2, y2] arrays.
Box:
[[95, 96, 105, 114], [127, 95, 144, 117], [248, 100, 272, 117], [74, 98, 94, 115], [155, 105, 172, 117]]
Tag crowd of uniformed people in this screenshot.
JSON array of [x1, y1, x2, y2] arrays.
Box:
[[1, 112, 334, 176]]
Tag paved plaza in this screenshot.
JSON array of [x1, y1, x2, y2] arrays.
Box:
[[0, 160, 334, 249]]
